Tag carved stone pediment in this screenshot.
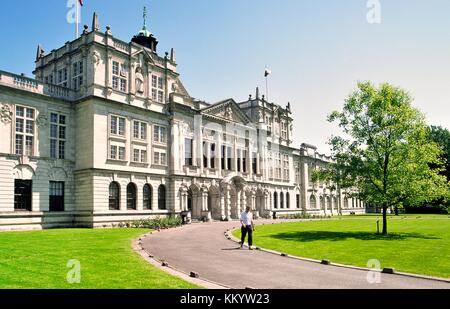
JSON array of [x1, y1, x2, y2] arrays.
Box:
[[201, 99, 252, 125]]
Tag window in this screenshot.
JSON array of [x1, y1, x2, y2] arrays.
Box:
[[158, 185, 166, 210], [154, 151, 167, 166], [275, 153, 282, 180], [281, 122, 288, 139], [227, 147, 232, 171], [118, 147, 126, 160], [72, 61, 83, 91], [283, 154, 290, 181], [112, 61, 128, 92], [296, 194, 300, 209], [109, 145, 126, 160], [126, 183, 137, 210], [110, 115, 126, 136], [273, 192, 278, 209], [267, 151, 273, 179], [49, 181, 64, 212], [185, 138, 193, 166], [132, 148, 147, 163], [221, 145, 226, 170], [14, 180, 32, 211], [15, 106, 35, 156], [237, 149, 242, 172], [243, 150, 247, 173], [286, 192, 290, 209], [280, 192, 284, 209], [310, 195, 317, 209], [252, 152, 257, 174], [57, 68, 68, 87], [109, 182, 120, 210], [151, 75, 164, 103], [50, 113, 66, 159], [210, 144, 216, 169], [266, 117, 272, 133], [158, 91, 164, 103], [153, 126, 167, 143], [203, 142, 208, 168], [143, 184, 152, 210], [133, 121, 147, 140]]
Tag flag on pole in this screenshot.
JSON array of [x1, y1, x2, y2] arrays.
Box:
[[264, 68, 272, 77]]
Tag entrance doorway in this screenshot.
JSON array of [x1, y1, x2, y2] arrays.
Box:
[[14, 180, 32, 211]]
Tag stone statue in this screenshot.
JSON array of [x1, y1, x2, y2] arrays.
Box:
[[224, 105, 233, 120], [135, 67, 144, 94]]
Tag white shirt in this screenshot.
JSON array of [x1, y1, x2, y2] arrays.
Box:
[[240, 211, 253, 226]]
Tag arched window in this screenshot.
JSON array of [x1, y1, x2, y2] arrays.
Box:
[[309, 195, 316, 209], [286, 192, 290, 209], [273, 192, 278, 209], [143, 184, 152, 210], [127, 183, 137, 210], [158, 185, 167, 210], [344, 197, 349, 209], [109, 182, 120, 210], [280, 192, 284, 209], [327, 197, 332, 210], [296, 194, 300, 209], [320, 197, 325, 210]]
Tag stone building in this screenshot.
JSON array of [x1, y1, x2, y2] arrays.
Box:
[[0, 12, 365, 230]]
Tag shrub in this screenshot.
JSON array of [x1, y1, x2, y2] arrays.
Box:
[[114, 215, 183, 230]]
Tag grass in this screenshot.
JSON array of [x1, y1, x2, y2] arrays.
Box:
[[233, 214, 450, 278], [0, 228, 199, 289]]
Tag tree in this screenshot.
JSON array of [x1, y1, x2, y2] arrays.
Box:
[[326, 82, 449, 235], [429, 126, 450, 180]]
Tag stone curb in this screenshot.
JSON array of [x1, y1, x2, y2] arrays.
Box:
[[225, 225, 450, 285], [133, 231, 230, 290]]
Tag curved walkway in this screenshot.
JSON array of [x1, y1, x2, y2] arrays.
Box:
[[140, 220, 450, 289]]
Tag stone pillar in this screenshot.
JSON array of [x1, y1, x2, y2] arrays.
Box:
[[220, 191, 225, 220], [236, 191, 241, 218], [225, 187, 232, 220]]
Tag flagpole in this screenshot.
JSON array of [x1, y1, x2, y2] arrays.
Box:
[[76, 0, 79, 39], [265, 74, 269, 102]]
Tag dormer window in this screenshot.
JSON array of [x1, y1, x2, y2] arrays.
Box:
[[151, 74, 164, 103]]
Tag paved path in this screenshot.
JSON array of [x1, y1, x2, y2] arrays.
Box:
[[141, 220, 450, 289]]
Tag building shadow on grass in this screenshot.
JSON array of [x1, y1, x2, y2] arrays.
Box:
[[267, 231, 440, 242]]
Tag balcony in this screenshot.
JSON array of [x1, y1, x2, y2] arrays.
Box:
[[0, 70, 75, 101]]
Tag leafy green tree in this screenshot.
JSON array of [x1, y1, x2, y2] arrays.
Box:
[[429, 125, 450, 180], [326, 82, 449, 235]]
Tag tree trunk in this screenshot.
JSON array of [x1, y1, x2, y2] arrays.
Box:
[[394, 206, 399, 216], [382, 206, 388, 235]]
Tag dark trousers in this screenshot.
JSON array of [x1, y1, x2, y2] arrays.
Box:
[[241, 225, 253, 247]]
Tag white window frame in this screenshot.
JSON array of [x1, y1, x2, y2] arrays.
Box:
[[49, 112, 67, 159], [112, 60, 128, 93], [72, 60, 83, 91], [14, 105, 35, 157]]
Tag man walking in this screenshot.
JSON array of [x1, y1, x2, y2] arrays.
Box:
[[240, 206, 255, 250]]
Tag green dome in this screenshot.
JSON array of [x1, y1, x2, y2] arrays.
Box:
[[138, 26, 152, 37]]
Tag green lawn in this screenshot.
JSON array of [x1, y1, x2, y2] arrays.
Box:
[[234, 215, 450, 278], [0, 228, 199, 289]]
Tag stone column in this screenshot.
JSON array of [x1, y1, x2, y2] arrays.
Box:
[[236, 191, 241, 218], [225, 187, 232, 220], [220, 191, 225, 220]]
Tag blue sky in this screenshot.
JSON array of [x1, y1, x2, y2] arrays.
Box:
[[0, 0, 449, 152]]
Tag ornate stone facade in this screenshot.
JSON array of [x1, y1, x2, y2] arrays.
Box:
[[0, 12, 365, 230]]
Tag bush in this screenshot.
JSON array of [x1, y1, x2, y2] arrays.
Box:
[[117, 216, 183, 230]]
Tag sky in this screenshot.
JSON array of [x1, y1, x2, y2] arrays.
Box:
[[0, 0, 449, 153]]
